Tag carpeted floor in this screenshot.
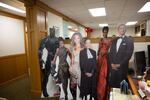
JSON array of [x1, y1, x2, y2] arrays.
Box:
[[0, 77, 58, 100]]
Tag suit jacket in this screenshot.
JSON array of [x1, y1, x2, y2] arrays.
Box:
[[80, 48, 97, 75], [80, 48, 97, 97], [109, 36, 134, 87]]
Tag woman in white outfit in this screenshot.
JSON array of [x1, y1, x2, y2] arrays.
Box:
[[69, 32, 83, 100]]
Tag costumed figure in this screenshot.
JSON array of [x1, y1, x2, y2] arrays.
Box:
[[80, 38, 97, 100], [69, 33, 83, 100], [52, 37, 72, 100], [97, 27, 112, 100], [38, 27, 59, 97]]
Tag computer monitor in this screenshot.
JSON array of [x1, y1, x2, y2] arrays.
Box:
[[134, 51, 146, 75]]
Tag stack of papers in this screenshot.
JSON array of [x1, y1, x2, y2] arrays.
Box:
[[110, 88, 132, 100]]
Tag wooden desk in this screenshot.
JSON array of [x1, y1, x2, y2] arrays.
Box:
[[127, 75, 150, 100], [109, 76, 140, 100], [127, 75, 139, 96]]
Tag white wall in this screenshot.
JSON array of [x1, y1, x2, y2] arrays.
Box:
[[47, 12, 87, 38], [65, 42, 150, 68], [0, 15, 25, 57], [47, 12, 63, 37], [91, 27, 135, 38], [79, 26, 87, 37], [146, 19, 150, 36]]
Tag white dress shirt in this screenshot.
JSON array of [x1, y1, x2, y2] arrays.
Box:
[[116, 35, 125, 52], [87, 48, 93, 59]]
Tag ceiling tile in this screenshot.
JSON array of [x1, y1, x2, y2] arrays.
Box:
[[40, 0, 150, 29]]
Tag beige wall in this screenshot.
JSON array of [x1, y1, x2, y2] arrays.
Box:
[[47, 12, 63, 37], [91, 27, 135, 38], [0, 14, 27, 86], [146, 19, 150, 36], [65, 42, 150, 69], [91, 18, 150, 38], [0, 15, 25, 57]]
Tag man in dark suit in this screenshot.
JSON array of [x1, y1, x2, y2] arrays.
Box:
[[108, 24, 134, 88]]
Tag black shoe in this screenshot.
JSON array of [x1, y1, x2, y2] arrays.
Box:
[[43, 92, 49, 97], [65, 95, 68, 100]]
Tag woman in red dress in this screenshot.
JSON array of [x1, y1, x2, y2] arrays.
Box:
[[97, 27, 112, 100]]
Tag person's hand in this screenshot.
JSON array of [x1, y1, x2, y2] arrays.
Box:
[[100, 49, 107, 56], [51, 60, 55, 64], [85, 73, 93, 77], [56, 48, 59, 53], [100, 50, 105, 56], [111, 64, 120, 70], [100, 52, 104, 56]]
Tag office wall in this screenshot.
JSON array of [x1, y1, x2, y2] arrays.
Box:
[[146, 19, 150, 36], [0, 14, 27, 86], [130, 42, 150, 67], [0, 54, 27, 86], [91, 27, 135, 38], [47, 12, 87, 39], [65, 41, 150, 69], [79, 26, 87, 37], [47, 12, 63, 37], [0, 15, 25, 57]]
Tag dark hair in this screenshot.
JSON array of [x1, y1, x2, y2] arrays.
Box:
[[83, 37, 90, 44], [102, 26, 109, 33], [58, 37, 64, 42]]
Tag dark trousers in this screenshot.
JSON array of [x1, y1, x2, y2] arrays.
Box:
[[42, 56, 52, 97], [42, 70, 50, 97]]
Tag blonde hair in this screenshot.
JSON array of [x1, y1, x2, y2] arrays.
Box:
[[70, 32, 83, 51]]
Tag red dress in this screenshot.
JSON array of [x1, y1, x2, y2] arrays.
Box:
[[97, 38, 112, 100]]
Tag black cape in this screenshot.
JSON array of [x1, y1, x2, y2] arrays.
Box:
[[79, 48, 97, 98]]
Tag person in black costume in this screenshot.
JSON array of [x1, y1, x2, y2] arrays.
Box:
[[80, 38, 97, 100], [38, 27, 59, 97]]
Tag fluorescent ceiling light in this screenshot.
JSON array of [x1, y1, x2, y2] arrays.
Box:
[[89, 8, 106, 17], [74, 28, 78, 31], [68, 26, 72, 29], [0, 2, 25, 13], [126, 21, 137, 25], [99, 23, 108, 27], [138, 2, 150, 12]]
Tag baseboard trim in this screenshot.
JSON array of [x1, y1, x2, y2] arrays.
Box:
[[30, 89, 41, 96], [30, 89, 59, 99], [0, 73, 28, 87]]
